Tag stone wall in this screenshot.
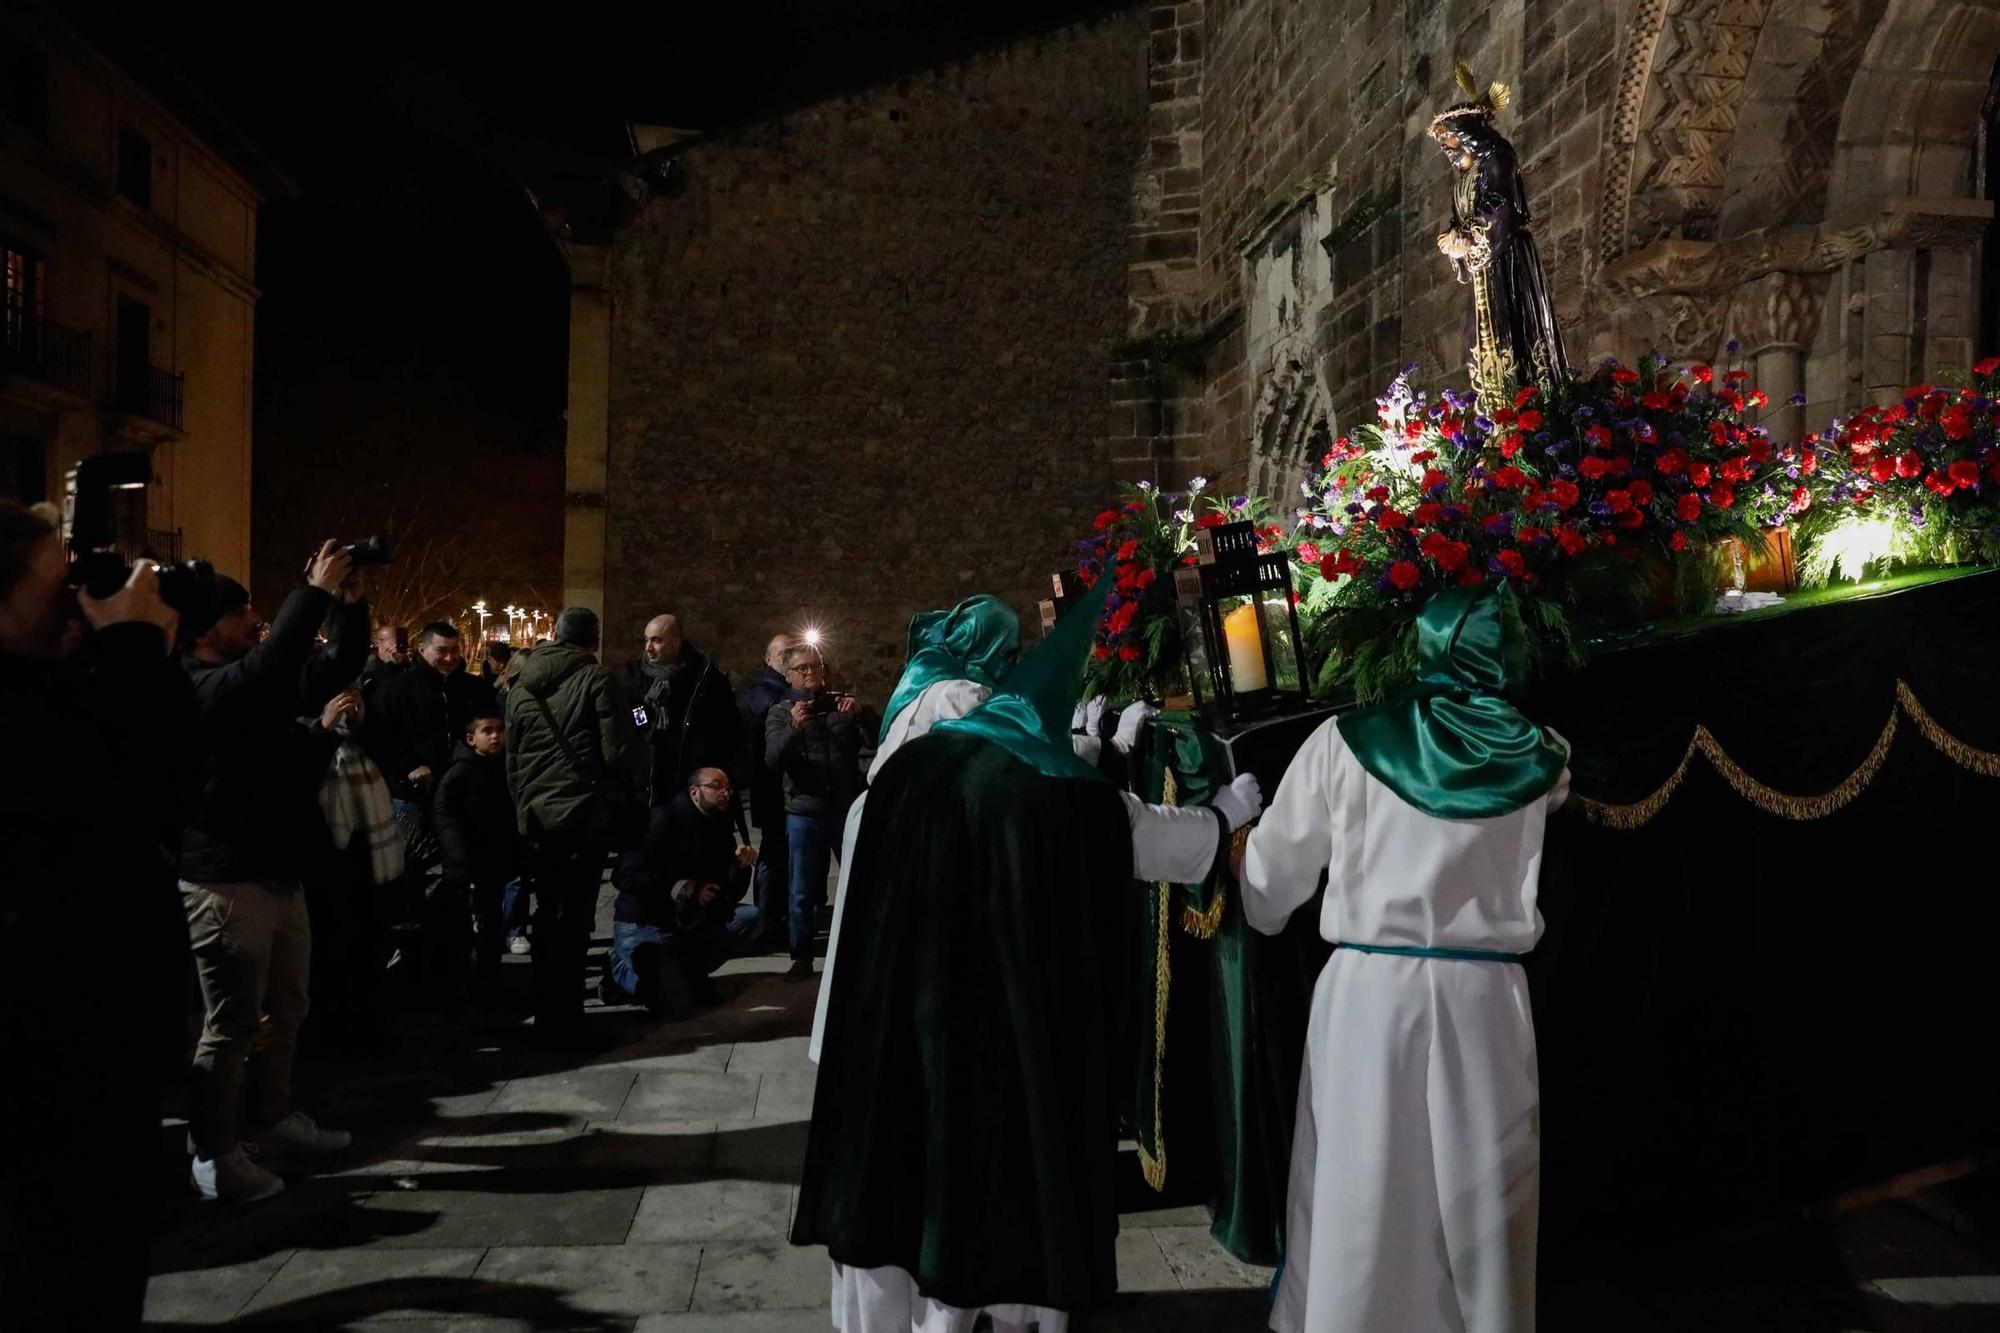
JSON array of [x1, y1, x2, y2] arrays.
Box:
[[603, 11, 1150, 702]]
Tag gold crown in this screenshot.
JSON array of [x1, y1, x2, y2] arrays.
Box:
[[1430, 60, 1511, 131]]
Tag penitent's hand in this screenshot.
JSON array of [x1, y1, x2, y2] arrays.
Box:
[[1211, 771, 1264, 832], [1112, 701, 1159, 755]]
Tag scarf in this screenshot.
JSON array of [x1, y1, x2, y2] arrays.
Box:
[[320, 737, 406, 885]]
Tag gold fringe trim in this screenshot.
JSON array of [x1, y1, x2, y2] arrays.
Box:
[[1136, 769, 1173, 1192], [1181, 889, 1226, 940], [1575, 678, 1995, 828], [1897, 680, 2000, 777]]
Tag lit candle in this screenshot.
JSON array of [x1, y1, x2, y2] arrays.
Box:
[[1222, 601, 1268, 693]]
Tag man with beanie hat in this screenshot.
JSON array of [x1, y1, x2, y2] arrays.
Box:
[[179, 540, 372, 1202]]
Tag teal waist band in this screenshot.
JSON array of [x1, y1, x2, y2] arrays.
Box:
[[1336, 942, 1526, 965]]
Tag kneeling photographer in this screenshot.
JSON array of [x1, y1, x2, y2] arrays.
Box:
[[177, 536, 373, 1203], [0, 499, 196, 1327]]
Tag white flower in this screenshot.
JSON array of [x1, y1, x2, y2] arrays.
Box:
[[1174, 509, 1194, 524], [1190, 475, 1209, 492], [1137, 480, 1154, 491]]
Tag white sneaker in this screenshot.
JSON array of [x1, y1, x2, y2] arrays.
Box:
[[508, 936, 532, 956], [191, 1148, 285, 1203], [258, 1111, 352, 1155]]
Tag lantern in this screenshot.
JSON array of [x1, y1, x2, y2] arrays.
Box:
[[1173, 520, 1306, 726]]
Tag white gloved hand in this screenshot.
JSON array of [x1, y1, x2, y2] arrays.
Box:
[[1112, 701, 1159, 755], [1083, 695, 1108, 737], [1071, 701, 1089, 733], [1071, 733, 1104, 766], [1210, 772, 1264, 831]]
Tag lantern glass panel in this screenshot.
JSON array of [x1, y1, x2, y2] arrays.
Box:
[[1215, 592, 1270, 693], [1256, 595, 1301, 692], [1173, 566, 1211, 709]]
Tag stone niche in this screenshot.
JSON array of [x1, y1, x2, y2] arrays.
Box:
[[1243, 186, 1339, 513]]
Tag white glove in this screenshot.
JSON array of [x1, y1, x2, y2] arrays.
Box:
[[1112, 701, 1159, 755], [1210, 772, 1264, 831], [1083, 695, 1108, 736], [1071, 701, 1089, 733], [1071, 733, 1104, 766]]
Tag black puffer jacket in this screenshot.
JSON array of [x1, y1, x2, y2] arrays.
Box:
[[180, 588, 370, 883], [433, 740, 519, 884], [764, 689, 867, 820]]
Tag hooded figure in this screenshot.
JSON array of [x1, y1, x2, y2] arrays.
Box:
[[1239, 584, 1570, 1333], [794, 579, 1263, 1332]]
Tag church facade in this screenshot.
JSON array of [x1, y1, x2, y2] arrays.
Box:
[[575, 0, 1997, 698]]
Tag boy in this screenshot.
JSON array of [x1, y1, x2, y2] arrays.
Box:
[[433, 712, 522, 1006]]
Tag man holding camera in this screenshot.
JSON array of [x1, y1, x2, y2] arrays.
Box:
[[764, 642, 868, 978], [360, 623, 410, 686], [178, 539, 371, 1202], [1, 501, 196, 1324]]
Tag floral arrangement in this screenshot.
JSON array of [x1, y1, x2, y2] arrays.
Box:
[[1073, 477, 1279, 704], [1793, 357, 2000, 583], [1293, 352, 1824, 698]]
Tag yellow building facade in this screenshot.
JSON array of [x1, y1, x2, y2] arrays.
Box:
[[0, 7, 286, 579]]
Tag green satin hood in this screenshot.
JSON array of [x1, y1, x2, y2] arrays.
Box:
[[933, 575, 1110, 782], [879, 595, 1022, 741], [1336, 584, 1566, 819]]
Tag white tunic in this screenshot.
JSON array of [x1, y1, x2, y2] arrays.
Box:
[[813, 679, 1229, 1333], [1240, 717, 1567, 1333]]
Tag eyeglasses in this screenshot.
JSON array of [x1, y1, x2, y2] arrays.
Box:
[[695, 779, 730, 790]]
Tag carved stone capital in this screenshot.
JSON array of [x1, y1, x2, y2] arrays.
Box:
[[1726, 270, 1829, 355]]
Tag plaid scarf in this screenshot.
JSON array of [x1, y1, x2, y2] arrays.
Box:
[[320, 738, 405, 885]]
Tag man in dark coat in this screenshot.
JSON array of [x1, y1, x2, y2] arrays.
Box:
[[358, 623, 409, 687], [0, 501, 195, 1325], [738, 632, 796, 947], [764, 642, 867, 976], [603, 767, 760, 1015], [506, 607, 625, 1044], [180, 541, 371, 1202], [367, 620, 498, 807], [620, 613, 740, 809]]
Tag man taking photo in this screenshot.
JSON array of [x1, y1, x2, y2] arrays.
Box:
[[179, 539, 371, 1202]]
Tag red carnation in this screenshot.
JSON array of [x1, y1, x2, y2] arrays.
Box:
[[1721, 389, 1746, 413], [1494, 465, 1528, 490], [1117, 539, 1139, 560], [1612, 367, 1640, 385], [1516, 409, 1543, 431], [1895, 452, 1924, 479], [1366, 485, 1390, 502], [1606, 489, 1633, 514], [1388, 560, 1421, 591], [1413, 501, 1445, 526], [1802, 450, 1818, 476], [1869, 456, 1896, 483], [1709, 484, 1735, 509], [1975, 356, 2000, 377], [1790, 486, 1811, 513], [1585, 424, 1613, 450], [1725, 369, 1749, 384], [1690, 364, 1714, 384], [1499, 432, 1523, 459], [1136, 568, 1157, 589], [1670, 530, 1688, 552], [1608, 454, 1634, 475], [1747, 437, 1772, 464], [1517, 525, 1546, 543], [1436, 539, 1471, 572], [1618, 507, 1645, 529], [1684, 461, 1709, 487], [1579, 456, 1609, 480], [1948, 460, 1980, 490], [1108, 602, 1140, 634], [1551, 479, 1581, 509], [1749, 389, 1769, 409], [1675, 493, 1703, 523], [1195, 513, 1227, 530], [1513, 385, 1540, 408], [1458, 568, 1485, 586], [1092, 644, 1111, 660], [1377, 507, 1409, 531], [1556, 527, 1587, 555], [1628, 479, 1655, 506], [1494, 408, 1518, 427], [1641, 390, 1670, 411], [1322, 548, 1362, 580], [1421, 469, 1450, 491], [1654, 448, 1689, 476], [1404, 419, 1426, 441], [1118, 645, 1142, 663], [1297, 541, 1322, 566], [1496, 549, 1525, 578], [1924, 470, 1957, 497], [1943, 404, 1975, 441], [1411, 449, 1437, 467], [1093, 510, 1120, 531]]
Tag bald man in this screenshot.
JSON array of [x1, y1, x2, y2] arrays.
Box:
[[619, 613, 742, 809], [605, 766, 761, 1014]]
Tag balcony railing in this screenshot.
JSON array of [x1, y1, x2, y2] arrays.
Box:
[[111, 361, 185, 432], [141, 529, 183, 563], [0, 315, 93, 399]]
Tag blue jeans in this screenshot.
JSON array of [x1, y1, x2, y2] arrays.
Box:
[[786, 813, 842, 958], [500, 878, 528, 939], [608, 907, 760, 1011]]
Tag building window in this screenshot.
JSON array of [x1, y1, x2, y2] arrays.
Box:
[[117, 128, 152, 208], [0, 33, 49, 138], [3, 240, 46, 356]]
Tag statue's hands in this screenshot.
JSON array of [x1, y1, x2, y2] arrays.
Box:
[[1440, 231, 1473, 261]]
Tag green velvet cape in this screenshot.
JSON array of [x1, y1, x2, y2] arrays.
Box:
[[792, 730, 1133, 1311]]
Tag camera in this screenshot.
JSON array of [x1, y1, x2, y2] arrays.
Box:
[[63, 451, 218, 612], [806, 691, 847, 717], [338, 535, 393, 568]]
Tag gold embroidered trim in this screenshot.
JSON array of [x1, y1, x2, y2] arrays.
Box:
[[1574, 679, 1994, 827], [1137, 768, 1173, 1192]]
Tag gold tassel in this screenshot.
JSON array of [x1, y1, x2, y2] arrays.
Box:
[[1181, 890, 1226, 940], [1574, 679, 1992, 828]]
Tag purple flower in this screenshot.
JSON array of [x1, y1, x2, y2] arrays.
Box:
[[1345, 503, 1364, 517], [1573, 404, 1595, 419], [1788, 390, 1808, 407], [1231, 495, 1248, 510], [1474, 416, 1495, 433], [1726, 338, 1742, 354], [1909, 504, 1927, 529]]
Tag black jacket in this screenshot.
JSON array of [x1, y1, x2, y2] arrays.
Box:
[[367, 663, 499, 803], [619, 646, 740, 806], [765, 688, 867, 820], [179, 587, 371, 883], [615, 790, 741, 927], [358, 654, 407, 688], [739, 666, 791, 829], [433, 740, 519, 884]]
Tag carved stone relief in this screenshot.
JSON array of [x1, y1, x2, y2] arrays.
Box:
[[1242, 187, 1338, 510]]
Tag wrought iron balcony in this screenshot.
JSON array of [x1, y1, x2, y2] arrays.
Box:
[[111, 360, 185, 433], [0, 315, 93, 400]]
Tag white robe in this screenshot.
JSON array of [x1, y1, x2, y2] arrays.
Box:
[[1240, 717, 1568, 1333], [813, 678, 1229, 1333]]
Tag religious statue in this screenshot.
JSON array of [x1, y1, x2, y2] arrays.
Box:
[[1430, 64, 1568, 415]]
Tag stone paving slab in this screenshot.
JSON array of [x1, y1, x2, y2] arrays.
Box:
[[353, 1183, 645, 1249], [1114, 1228, 1181, 1293], [724, 1035, 813, 1074], [690, 1241, 831, 1312], [627, 1177, 797, 1245], [636, 1312, 828, 1333], [486, 1069, 639, 1119], [1150, 1224, 1273, 1290], [711, 1119, 810, 1183], [472, 1243, 702, 1318], [237, 1247, 488, 1320], [620, 1069, 762, 1122], [142, 1249, 296, 1325], [751, 1069, 816, 1123]]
